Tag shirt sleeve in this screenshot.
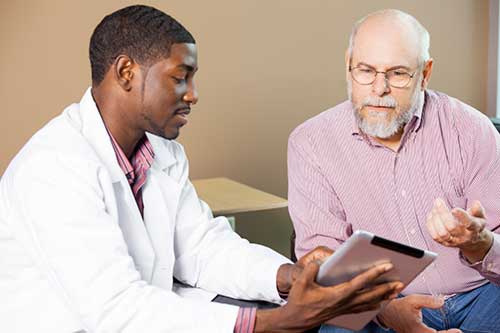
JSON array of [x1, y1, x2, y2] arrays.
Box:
[[287, 128, 353, 259], [455, 101, 500, 283], [459, 233, 500, 285], [234, 307, 257, 333], [171, 143, 291, 304]]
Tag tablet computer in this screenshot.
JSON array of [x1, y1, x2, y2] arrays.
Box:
[[316, 230, 437, 330]]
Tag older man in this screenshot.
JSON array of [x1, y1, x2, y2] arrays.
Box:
[[288, 9, 500, 333]]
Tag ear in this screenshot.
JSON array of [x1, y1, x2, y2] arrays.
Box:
[[345, 49, 351, 81], [420, 59, 433, 90], [113, 55, 136, 91]]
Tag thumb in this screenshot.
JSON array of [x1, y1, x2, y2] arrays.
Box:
[[408, 294, 444, 310], [439, 330, 462, 333], [468, 200, 485, 219]]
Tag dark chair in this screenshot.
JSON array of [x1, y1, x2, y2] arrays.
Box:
[[290, 229, 298, 263], [490, 117, 500, 133]]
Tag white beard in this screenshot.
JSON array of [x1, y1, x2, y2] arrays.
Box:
[[348, 79, 423, 139]]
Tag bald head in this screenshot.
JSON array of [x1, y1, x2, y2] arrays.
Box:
[[347, 9, 430, 67]]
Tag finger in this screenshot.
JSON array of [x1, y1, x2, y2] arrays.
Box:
[[440, 330, 462, 333], [311, 246, 334, 261], [301, 259, 321, 284], [435, 199, 459, 233], [469, 200, 485, 219], [406, 294, 444, 310], [299, 246, 334, 267], [451, 208, 473, 229], [435, 198, 450, 214], [341, 263, 395, 293], [347, 281, 403, 308], [431, 212, 452, 239], [341, 301, 382, 314]]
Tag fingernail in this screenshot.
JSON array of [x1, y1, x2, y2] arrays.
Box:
[[393, 282, 404, 291], [382, 263, 393, 272]]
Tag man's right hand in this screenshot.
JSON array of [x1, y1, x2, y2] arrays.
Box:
[[377, 294, 462, 333], [254, 260, 404, 332]]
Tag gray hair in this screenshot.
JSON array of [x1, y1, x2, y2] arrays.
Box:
[[347, 9, 431, 65]]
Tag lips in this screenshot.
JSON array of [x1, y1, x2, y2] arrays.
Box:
[[175, 107, 191, 116], [365, 105, 395, 112], [174, 107, 190, 126]]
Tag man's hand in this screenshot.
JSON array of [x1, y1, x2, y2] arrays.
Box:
[[377, 294, 461, 333], [277, 246, 333, 295], [255, 260, 404, 333], [426, 198, 493, 263]]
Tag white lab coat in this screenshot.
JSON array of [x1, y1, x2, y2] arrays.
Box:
[[0, 88, 290, 333]]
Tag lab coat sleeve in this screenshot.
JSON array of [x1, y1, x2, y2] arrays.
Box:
[[4, 151, 240, 333], [171, 143, 291, 303]]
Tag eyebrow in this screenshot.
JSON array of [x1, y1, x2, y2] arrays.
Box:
[[356, 62, 412, 71]]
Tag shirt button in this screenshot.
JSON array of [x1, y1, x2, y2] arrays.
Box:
[[401, 190, 407, 197], [488, 263, 495, 270], [410, 229, 416, 235]]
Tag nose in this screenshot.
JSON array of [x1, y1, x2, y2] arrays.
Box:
[[372, 72, 390, 96], [183, 82, 199, 105]]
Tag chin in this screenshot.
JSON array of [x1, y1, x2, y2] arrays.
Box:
[[163, 129, 180, 140]]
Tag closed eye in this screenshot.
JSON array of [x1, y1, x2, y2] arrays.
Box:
[[391, 70, 409, 76], [171, 76, 187, 84]]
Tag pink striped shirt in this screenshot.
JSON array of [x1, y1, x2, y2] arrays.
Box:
[[288, 90, 500, 296], [108, 133, 154, 217], [106, 130, 256, 332]]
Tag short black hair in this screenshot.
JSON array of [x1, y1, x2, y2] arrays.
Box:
[[89, 5, 195, 84]]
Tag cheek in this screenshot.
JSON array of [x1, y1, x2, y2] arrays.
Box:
[[350, 86, 369, 106], [393, 92, 414, 111]]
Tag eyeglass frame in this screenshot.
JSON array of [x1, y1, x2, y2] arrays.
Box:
[[348, 64, 419, 88]]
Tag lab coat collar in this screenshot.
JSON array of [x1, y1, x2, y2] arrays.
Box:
[[78, 87, 177, 182]]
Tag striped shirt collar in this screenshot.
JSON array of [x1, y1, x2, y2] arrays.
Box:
[[107, 133, 155, 186], [103, 123, 155, 217]]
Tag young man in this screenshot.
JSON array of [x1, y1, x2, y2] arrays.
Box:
[[0, 5, 401, 333]]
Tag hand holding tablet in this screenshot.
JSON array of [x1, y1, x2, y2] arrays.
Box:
[[316, 230, 437, 330]]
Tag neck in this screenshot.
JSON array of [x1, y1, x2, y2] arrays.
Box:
[[91, 86, 144, 159]]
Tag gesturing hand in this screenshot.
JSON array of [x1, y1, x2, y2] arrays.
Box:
[[426, 198, 493, 263]]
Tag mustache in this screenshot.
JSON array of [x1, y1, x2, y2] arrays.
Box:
[[361, 96, 398, 108]]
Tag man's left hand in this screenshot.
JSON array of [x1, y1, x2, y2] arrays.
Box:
[[277, 246, 333, 295], [426, 198, 493, 263]]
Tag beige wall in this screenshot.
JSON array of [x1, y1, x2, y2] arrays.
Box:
[[0, 0, 490, 255]]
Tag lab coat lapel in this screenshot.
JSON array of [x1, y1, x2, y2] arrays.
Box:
[[143, 133, 180, 289], [77, 88, 156, 281]]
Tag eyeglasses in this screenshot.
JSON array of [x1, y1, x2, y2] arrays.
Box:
[[349, 65, 418, 88]]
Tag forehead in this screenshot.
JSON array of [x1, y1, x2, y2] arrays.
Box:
[[158, 43, 198, 72], [352, 17, 420, 68]]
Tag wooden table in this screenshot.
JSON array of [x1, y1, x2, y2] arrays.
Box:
[[192, 177, 288, 229]]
